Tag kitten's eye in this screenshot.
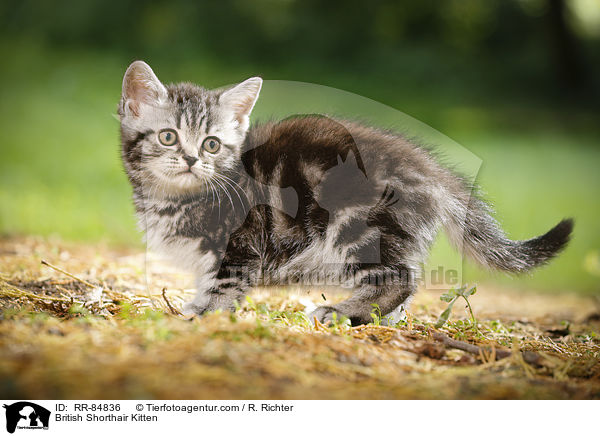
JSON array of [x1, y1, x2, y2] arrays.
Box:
[[202, 136, 221, 153], [158, 129, 178, 146]]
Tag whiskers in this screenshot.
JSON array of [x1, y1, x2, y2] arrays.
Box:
[[194, 163, 249, 218], [212, 171, 249, 215], [136, 161, 250, 221]]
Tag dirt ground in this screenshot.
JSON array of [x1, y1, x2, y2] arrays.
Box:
[[1, 236, 599, 399]]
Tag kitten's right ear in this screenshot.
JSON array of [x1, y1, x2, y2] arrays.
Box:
[[121, 61, 168, 117]]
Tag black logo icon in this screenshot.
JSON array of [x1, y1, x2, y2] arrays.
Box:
[[3, 402, 50, 434]]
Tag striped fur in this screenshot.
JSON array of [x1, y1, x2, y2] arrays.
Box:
[[118, 61, 573, 326]]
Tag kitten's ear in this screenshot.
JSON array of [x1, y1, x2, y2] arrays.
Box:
[[220, 77, 262, 130], [121, 61, 168, 117]]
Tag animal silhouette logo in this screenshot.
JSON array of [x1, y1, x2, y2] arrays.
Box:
[[3, 402, 50, 433]]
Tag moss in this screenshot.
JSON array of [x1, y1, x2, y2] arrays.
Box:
[[1, 236, 599, 399]]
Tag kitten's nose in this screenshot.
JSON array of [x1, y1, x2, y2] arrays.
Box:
[[183, 155, 198, 167]]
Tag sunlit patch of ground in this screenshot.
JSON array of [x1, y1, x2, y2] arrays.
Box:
[[1, 236, 599, 399]]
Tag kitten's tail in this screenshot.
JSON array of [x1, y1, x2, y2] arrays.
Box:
[[444, 195, 573, 273]]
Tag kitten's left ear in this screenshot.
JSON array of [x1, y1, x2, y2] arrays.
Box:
[[220, 77, 262, 130]]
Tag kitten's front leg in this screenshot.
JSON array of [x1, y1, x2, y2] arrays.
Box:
[[180, 246, 222, 316], [182, 272, 218, 316], [184, 264, 250, 316]]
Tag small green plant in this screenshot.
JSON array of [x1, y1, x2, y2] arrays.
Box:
[[245, 295, 256, 311], [68, 304, 92, 318], [370, 303, 398, 327], [370, 303, 383, 326], [435, 285, 478, 330], [327, 311, 351, 331]]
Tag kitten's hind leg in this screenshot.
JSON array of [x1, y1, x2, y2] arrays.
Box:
[[308, 266, 417, 326]]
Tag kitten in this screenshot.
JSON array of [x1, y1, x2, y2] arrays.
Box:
[[118, 61, 573, 326]]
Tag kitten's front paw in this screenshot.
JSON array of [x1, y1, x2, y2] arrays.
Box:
[[182, 290, 238, 318], [182, 301, 209, 317]]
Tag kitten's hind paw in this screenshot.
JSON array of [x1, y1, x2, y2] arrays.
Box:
[[307, 306, 351, 326]]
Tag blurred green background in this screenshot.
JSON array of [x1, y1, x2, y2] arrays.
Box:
[[0, 0, 599, 293]]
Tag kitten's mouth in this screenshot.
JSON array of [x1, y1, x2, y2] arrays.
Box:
[[177, 169, 198, 178]]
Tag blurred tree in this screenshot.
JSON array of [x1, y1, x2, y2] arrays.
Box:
[[0, 0, 597, 101], [546, 0, 588, 94]]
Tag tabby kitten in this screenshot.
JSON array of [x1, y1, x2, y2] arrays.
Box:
[[118, 61, 573, 326]]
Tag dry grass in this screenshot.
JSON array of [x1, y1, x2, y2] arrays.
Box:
[[1, 236, 599, 399]]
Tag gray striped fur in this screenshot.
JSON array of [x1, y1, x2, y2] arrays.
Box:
[[118, 61, 573, 326]]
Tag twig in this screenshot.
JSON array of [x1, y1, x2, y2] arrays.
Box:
[[313, 316, 330, 331], [432, 331, 543, 366], [41, 260, 96, 289], [0, 278, 71, 303], [161, 288, 182, 316], [56, 285, 74, 298]]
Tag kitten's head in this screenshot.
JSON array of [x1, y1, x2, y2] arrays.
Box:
[[118, 60, 261, 197]]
